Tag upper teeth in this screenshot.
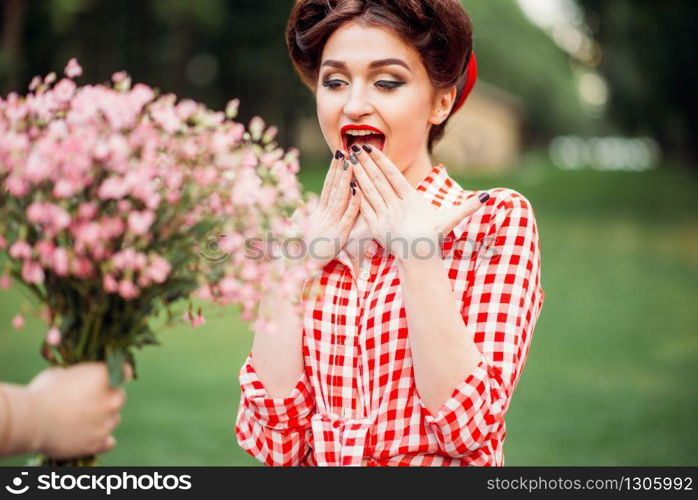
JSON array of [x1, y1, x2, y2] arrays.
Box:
[[346, 130, 381, 136]]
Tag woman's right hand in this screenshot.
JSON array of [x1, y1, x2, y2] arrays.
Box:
[[300, 150, 361, 270]]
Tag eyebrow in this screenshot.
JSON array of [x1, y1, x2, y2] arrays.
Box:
[[321, 58, 411, 71]]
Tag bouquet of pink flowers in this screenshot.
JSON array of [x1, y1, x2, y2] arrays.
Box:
[[0, 59, 317, 464]]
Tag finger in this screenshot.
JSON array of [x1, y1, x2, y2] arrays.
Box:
[[108, 388, 127, 411], [101, 435, 117, 453], [123, 363, 134, 383], [351, 145, 399, 204], [328, 154, 352, 214], [362, 145, 413, 198], [326, 152, 348, 209], [351, 154, 386, 213], [357, 186, 377, 227], [107, 413, 122, 431], [319, 151, 342, 208], [338, 187, 361, 235], [442, 192, 490, 235]]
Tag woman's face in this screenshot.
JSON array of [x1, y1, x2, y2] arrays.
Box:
[[315, 21, 454, 173]]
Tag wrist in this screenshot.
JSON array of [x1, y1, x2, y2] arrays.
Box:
[[390, 231, 444, 264], [396, 251, 445, 281], [0, 384, 42, 456]]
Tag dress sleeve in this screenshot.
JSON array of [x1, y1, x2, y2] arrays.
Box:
[[422, 188, 546, 457], [234, 351, 315, 466]]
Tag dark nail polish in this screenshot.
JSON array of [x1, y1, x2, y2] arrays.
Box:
[[351, 185, 356, 196], [350, 180, 356, 188], [478, 192, 490, 203], [362, 144, 372, 153], [343, 159, 349, 170], [335, 150, 344, 160], [351, 144, 362, 154], [349, 154, 359, 165]]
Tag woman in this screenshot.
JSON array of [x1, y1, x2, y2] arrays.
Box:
[[235, 0, 545, 466]]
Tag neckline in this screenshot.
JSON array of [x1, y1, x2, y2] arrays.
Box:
[[415, 163, 446, 192]]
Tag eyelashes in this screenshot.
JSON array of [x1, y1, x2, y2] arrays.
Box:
[[320, 79, 406, 91]]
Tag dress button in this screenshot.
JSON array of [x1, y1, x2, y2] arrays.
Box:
[[365, 241, 378, 258], [360, 270, 370, 280]]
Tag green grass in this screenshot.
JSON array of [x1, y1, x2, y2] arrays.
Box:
[[2, 158, 697, 465]]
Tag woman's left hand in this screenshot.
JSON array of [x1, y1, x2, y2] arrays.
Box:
[[349, 145, 489, 261]]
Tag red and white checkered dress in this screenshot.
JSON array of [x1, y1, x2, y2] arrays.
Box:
[[235, 163, 545, 466]]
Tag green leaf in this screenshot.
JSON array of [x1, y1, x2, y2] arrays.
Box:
[[106, 348, 126, 387]]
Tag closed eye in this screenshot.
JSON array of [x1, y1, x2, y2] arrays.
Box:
[[376, 80, 405, 90], [321, 79, 345, 89], [321, 79, 406, 90]]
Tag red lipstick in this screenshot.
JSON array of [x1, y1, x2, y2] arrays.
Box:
[[340, 124, 386, 152]]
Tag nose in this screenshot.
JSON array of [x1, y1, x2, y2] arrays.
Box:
[[342, 85, 373, 120]]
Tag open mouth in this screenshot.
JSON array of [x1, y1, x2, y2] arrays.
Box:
[[341, 125, 386, 153]]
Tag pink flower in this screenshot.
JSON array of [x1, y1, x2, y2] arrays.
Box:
[[64, 58, 83, 79], [112, 71, 128, 84], [35, 240, 56, 266], [103, 274, 119, 293], [26, 202, 71, 236], [218, 276, 239, 296], [26, 202, 49, 222], [53, 179, 81, 198], [258, 185, 278, 209], [98, 176, 129, 200], [0, 275, 11, 289], [72, 221, 102, 249], [117, 200, 132, 213], [137, 274, 151, 288], [12, 314, 25, 330], [127, 210, 155, 236], [241, 262, 259, 281], [0, 236, 6, 250], [9, 241, 32, 260], [71, 257, 93, 278], [52, 248, 70, 276], [175, 99, 199, 120], [118, 279, 140, 300], [232, 167, 262, 206], [112, 248, 147, 271], [99, 216, 125, 240], [192, 166, 217, 187], [166, 191, 181, 204], [29, 76, 42, 91], [22, 260, 45, 284], [53, 78, 77, 102], [6, 175, 29, 197], [145, 255, 171, 284], [191, 314, 206, 328], [46, 326, 62, 346], [78, 202, 98, 220], [182, 311, 193, 324]]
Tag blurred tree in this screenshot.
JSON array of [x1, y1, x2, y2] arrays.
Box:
[[463, 0, 601, 146], [577, 0, 698, 167], [0, 0, 599, 158], [0, 0, 309, 148]]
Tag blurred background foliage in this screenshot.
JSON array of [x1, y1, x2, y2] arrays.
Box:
[[1, 0, 696, 466], [1, 0, 695, 166]]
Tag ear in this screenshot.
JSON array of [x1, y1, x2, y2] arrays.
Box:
[[429, 85, 457, 126]]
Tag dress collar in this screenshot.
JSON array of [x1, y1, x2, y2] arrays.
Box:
[[415, 163, 448, 200]]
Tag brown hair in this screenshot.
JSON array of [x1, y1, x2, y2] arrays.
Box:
[[286, 0, 473, 153]]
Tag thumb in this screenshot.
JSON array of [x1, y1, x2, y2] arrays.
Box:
[[441, 192, 490, 235]]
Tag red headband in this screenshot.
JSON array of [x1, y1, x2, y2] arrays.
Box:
[[451, 52, 477, 115]]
